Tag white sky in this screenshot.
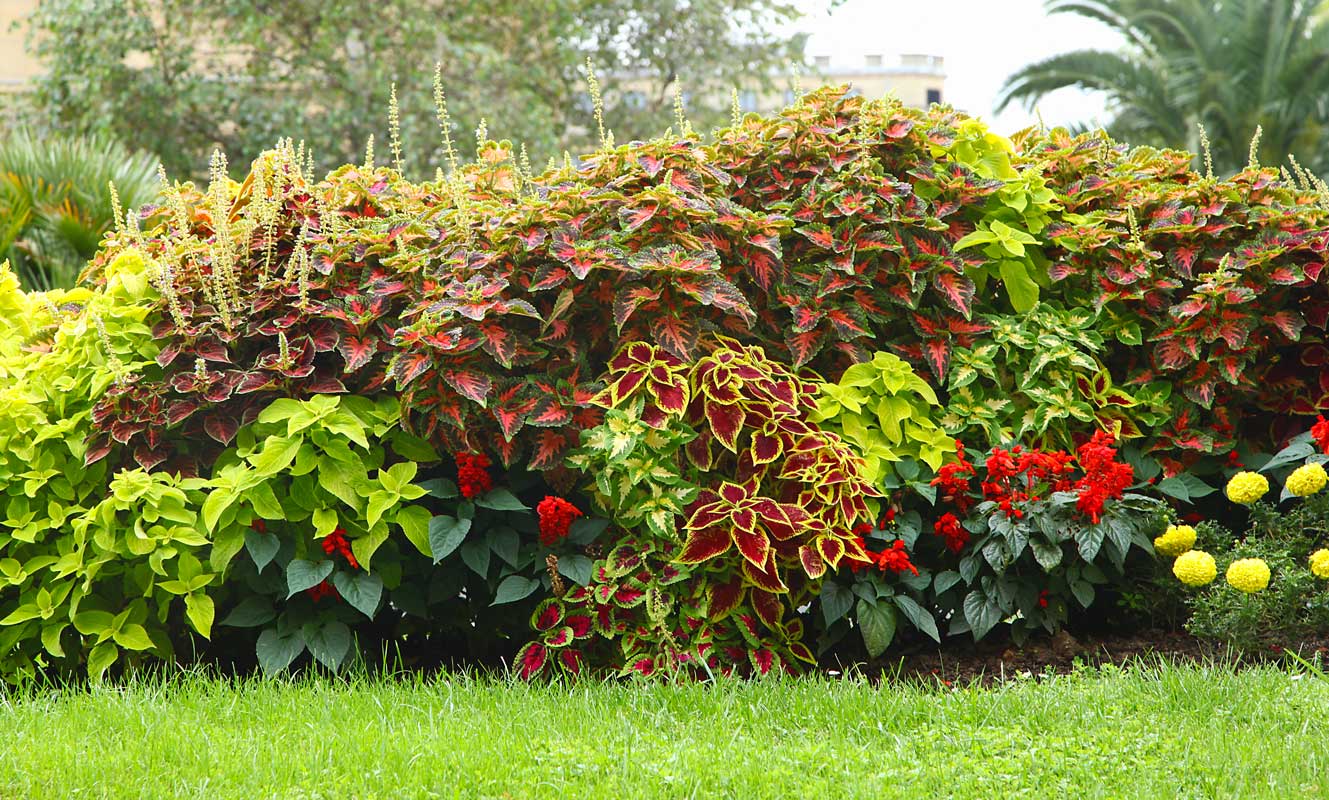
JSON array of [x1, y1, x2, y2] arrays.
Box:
[[792, 0, 1126, 134]]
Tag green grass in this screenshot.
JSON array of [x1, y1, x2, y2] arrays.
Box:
[[1, 662, 1326, 799]]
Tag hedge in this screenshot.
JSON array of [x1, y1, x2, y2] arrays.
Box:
[[3, 87, 1328, 683]]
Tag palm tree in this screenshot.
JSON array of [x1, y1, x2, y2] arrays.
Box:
[[0, 132, 158, 291], [998, 0, 1329, 176]]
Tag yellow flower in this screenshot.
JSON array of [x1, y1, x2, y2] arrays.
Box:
[[1225, 471, 1269, 505], [1226, 558, 1271, 593], [1310, 549, 1329, 580], [1153, 524, 1198, 558], [1286, 463, 1328, 497], [1173, 550, 1217, 587]]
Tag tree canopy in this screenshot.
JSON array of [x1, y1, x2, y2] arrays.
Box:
[[998, 0, 1329, 175], [24, 0, 803, 176]]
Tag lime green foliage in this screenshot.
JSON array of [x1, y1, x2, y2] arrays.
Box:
[[943, 304, 1170, 448], [810, 352, 954, 485], [939, 120, 1059, 313], [1, 666, 1327, 799], [0, 251, 159, 681]]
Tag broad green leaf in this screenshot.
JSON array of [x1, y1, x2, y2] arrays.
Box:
[[304, 621, 352, 672], [460, 539, 491, 577], [244, 529, 280, 573], [892, 595, 940, 643], [87, 641, 118, 683], [394, 505, 432, 557], [428, 515, 471, 563], [256, 628, 306, 676], [220, 597, 277, 628], [963, 590, 1002, 641], [210, 526, 246, 573], [185, 593, 214, 639], [350, 523, 390, 571], [332, 571, 383, 619], [820, 580, 853, 626], [857, 598, 896, 658], [491, 575, 540, 605], [286, 559, 334, 598], [248, 435, 302, 477], [556, 554, 594, 586], [113, 622, 154, 651], [476, 488, 529, 511], [489, 526, 520, 567]]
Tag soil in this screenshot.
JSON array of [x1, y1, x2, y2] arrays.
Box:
[[849, 629, 1329, 687]]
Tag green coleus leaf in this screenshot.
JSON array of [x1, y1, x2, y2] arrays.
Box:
[[248, 436, 303, 477]]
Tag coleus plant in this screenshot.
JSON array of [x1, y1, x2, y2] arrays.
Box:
[[516, 338, 878, 678]]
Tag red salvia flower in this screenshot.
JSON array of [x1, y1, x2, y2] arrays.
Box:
[[251, 519, 267, 534], [1037, 590, 1049, 609], [1313, 415, 1329, 455], [321, 527, 360, 570], [456, 452, 494, 499], [306, 579, 337, 602], [871, 540, 919, 576], [537, 496, 582, 546], [934, 512, 968, 553]]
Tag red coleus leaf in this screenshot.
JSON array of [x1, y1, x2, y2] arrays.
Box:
[[533, 601, 563, 631], [515, 642, 548, 680], [613, 284, 662, 330], [704, 399, 746, 453], [742, 554, 788, 593], [817, 536, 846, 568], [544, 626, 576, 648], [565, 614, 594, 639], [627, 656, 656, 677], [558, 648, 583, 675], [338, 335, 378, 373], [443, 370, 492, 406], [932, 271, 976, 318], [749, 647, 777, 676], [528, 431, 570, 471], [708, 581, 743, 620], [649, 314, 698, 361], [203, 414, 239, 446], [732, 526, 771, 569], [392, 351, 433, 387], [678, 525, 732, 563]]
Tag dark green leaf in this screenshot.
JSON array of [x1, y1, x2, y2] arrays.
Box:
[[856, 598, 896, 658], [285, 559, 334, 598], [219, 596, 276, 628], [245, 529, 280, 574], [892, 595, 939, 643], [820, 580, 853, 626], [492, 575, 540, 605], [556, 554, 593, 586], [331, 571, 383, 619], [476, 488, 528, 511], [256, 628, 305, 676], [427, 515, 471, 564], [304, 620, 352, 671], [460, 539, 490, 577]]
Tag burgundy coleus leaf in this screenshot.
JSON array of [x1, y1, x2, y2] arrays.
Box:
[[818, 535, 846, 568], [304, 374, 347, 394], [533, 601, 563, 631], [167, 400, 199, 425], [749, 647, 776, 676], [1265, 310, 1306, 341], [798, 545, 826, 579], [443, 370, 492, 406], [558, 649, 583, 675], [613, 586, 647, 607], [391, 351, 434, 387], [648, 314, 698, 361], [932, 271, 976, 318], [544, 626, 576, 648], [751, 590, 784, 631], [784, 329, 827, 367], [338, 335, 379, 373], [654, 378, 688, 415], [732, 526, 771, 569], [704, 399, 746, 453], [678, 525, 732, 563], [133, 445, 168, 472], [203, 414, 239, 446], [707, 581, 743, 620], [514, 642, 548, 680], [742, 553, 788, 593], [192, 337, 231, 363], [627, 656, 656, 677], [155, 342, 181, 368], [477, 322, 521, 369], [565, 614, 594, 639]]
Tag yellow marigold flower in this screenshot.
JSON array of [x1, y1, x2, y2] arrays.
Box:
[[1226, 558, 1271, 593], [1286, 462, 1328, 497], [1225, 471, 1269, 505], [1173, 550, 1217, 587], [1153, 524, 1198, 558], [1309, 549, 1329, 580]]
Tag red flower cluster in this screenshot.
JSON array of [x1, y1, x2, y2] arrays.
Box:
[[1313, 415, 1329, 455], [934, 512, 968, 553], [537, 496, 582, 546], [979, 445, 1075, 519], [456, 452, 493, 499], [932, 441, 977, 512], [1072, 431, 1133, 524], [251, 519, 267, 534], [307, 579, 337, 602], [849, 539, 918, 575], [1037, 589, 1049, 609], [321, 527, 360, 570]]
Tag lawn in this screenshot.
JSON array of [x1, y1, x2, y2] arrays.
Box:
[[1, 661, 1326, 799]]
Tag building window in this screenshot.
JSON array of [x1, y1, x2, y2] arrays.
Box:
[[739, 90, 758, 112], [926, 88, 942, 105], [865, 54, 883, 67]]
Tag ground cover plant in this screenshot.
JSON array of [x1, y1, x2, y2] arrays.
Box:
[[4, 86, 1329, 683]]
